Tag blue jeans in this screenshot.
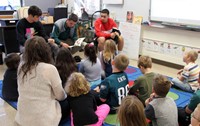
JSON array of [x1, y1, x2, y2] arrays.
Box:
[[171, 78, 194, 93]]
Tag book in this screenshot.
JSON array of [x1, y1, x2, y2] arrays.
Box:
[[69, 37, 85, 48], [112, 28, 121, 36]]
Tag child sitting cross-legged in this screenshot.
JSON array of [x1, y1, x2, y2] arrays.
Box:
[[172, 50, 200, 92], [117, 96, 147, 126], [65, 72, 110, 126], [128, 55, 156, 106], [95, 54, 129, 114], [2, 53, 20, 101], [79, 43, 102, 89], [99, 39, 118, 78], [145, 74, 178, 126]]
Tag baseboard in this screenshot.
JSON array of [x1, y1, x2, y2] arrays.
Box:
[[152, 58, 183, 70]]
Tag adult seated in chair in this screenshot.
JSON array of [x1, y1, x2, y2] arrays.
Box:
[[94, 9, 124, 52], [50, 13, 86, 55], [16, 5, 54, 53]]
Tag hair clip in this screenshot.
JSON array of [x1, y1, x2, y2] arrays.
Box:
[[88, 42, 94, 47]]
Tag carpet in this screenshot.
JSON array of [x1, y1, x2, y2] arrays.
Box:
[[0, 66, 194, 126], [103, 66, 194, 126]]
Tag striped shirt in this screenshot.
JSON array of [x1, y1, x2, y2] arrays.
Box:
[[182, 62, 200, 90]]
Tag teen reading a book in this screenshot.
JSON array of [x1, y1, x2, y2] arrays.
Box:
[[94, 9, 124, 52], [50, 13, 87, 55], [16, 5, 54, 53]]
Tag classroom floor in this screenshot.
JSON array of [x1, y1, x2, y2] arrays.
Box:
[[0, 52, 178, 126]]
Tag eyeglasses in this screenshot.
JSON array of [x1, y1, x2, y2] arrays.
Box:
[[192, 112, 200, 122]]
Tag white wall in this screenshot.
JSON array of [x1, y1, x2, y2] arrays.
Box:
[[141, 26, 200, 65], [64, 0, 73, 13], [64, 0, 200, 66], [105, 0, 200, 66], [24, 0, 60, 11], [105, 0, 150, 22]]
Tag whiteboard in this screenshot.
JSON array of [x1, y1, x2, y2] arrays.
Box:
[[103, 0, 123, 4], [150, 0, 200, 26], [119, 22, 141, 60], [105, 0, 150, 22]]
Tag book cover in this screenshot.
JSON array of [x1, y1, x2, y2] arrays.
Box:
[[126, 11, 134, 23], [133, 16, 143, 24]]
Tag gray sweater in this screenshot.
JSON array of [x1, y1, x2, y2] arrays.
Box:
[[79, 57, 101, 82], [145, 97, 178, 126]]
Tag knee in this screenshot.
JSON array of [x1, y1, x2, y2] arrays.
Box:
[[97, 37, 106, 45], [118, 36, 124, 43]]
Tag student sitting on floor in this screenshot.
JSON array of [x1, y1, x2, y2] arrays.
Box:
[[2, 53, 20, 101], [65, 72, 110, 126], [15, 36, 66, 126], [79, 43, 102, 89], [177, 73, 200, 126], [190, 103, 200, 126], [55, 47, 77, 124], [55, 47, 77, 87], [99, 39, 117, 78], [145, 74, 178, 126], [96, 54, 129, 114], [172, 50, 200, 93], [117, 96, 147, 126], [128, 55, 156, 106]]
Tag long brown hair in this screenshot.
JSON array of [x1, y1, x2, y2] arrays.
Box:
[[84, 43, 97, 65], [117, 96, 147, 126], [55, 47, 77, 87], [18, 36, 53, 80]]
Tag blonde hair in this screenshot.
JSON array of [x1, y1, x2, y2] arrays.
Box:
[[65, 72, 90, 97], [137, 55, 152, 68], [114, 54, 129, 71], [117, 96, 147, 126], [186, 50, 198, 62], [103, 39, 117, 62]]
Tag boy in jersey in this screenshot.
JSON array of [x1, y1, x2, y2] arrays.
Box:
[[99, 54, 129, 114]]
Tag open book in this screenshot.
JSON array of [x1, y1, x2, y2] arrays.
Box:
[[69, 37, 85, 48], [112, 28, 121, 35]]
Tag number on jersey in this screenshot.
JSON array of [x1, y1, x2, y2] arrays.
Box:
[[117, 85, 128, 105]]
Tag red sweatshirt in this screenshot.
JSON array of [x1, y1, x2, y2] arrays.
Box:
[[94, 18, 117, 38]]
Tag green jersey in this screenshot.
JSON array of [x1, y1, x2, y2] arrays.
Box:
[[100, 72, 129, 112]]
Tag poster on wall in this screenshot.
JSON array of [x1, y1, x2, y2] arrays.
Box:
[[119, 22, 141, 60], [126, 11, 133, 23], [141, 38, 200, 63]]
